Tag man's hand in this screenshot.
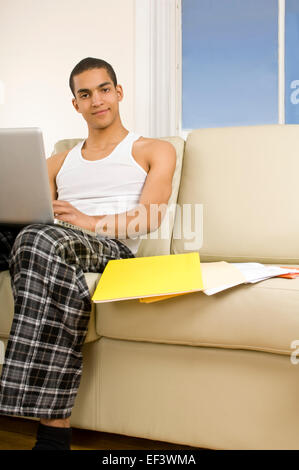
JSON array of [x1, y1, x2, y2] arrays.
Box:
[[53, 200, 95, 231]]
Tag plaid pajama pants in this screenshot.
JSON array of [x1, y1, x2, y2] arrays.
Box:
[[0, 223, 134, 419]]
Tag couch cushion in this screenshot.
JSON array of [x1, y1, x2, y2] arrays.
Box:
[[0, 270, 101, 344], [171, 125, 299, 263], [52, 135, 185, 257], [2, 265, 299, 357], [94, 265, 299, 356]]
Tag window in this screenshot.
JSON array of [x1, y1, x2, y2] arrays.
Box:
[[182, 0, 279, 129]]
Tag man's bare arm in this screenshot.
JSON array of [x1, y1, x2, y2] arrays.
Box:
[[92, 140, 177, 239], [46, 151, 69, 202]]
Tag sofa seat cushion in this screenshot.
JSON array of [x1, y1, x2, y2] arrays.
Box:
[[0, 270, 101, 344], [95, 265, 299, 356]]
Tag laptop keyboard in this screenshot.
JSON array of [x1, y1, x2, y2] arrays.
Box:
[[54, 218, 97, 237]]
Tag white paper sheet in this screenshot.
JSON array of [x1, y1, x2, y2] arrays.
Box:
[[203, 263, 299, 295]]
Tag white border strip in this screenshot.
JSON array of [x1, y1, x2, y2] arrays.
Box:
[[135, 0, 151, 136], [278, 0, 285, 124], [176, 0, 183, 137]]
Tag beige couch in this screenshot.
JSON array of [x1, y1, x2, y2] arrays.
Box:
[[1, 124, 299, 450]]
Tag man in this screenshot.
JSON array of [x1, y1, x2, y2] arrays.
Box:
[[0, 57, 176, 450]]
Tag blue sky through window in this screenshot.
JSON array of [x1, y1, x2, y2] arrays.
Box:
[[182, 0, 278, 129]]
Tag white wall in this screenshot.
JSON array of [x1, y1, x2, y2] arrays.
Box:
[[0, 0, 135, 157]]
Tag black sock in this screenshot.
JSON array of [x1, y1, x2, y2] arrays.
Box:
[[32, 422, 72, 450]]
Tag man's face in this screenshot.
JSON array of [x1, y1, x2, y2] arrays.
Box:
[[72, 68, 123, 129]]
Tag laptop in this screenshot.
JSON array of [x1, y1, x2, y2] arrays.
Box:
[[0, 127, 96, 236]]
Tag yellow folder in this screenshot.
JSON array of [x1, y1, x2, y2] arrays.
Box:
[[91, 252, 203, 303]]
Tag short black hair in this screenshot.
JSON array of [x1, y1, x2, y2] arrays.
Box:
[[69, 57, 117, 97]]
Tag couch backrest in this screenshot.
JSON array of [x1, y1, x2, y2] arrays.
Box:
[[171, 124, 299, 263], [52, 135, 185, 257], [136, 136, 184, 257]]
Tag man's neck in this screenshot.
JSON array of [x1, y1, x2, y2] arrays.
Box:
[[85, 123, 129, 151]]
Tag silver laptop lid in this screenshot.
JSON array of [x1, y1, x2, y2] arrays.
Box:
[[0, 127, 54, 227]]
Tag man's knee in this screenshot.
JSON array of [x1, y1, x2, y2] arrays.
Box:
[[12, 224, 65, 255]]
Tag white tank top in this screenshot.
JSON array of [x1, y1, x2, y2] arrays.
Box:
[[56, 131, 148, 255]]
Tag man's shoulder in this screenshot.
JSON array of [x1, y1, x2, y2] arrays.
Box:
[[135, 136, 176, 159], [133, 136, 176, 174], [137, 136, 175, 149], [46, 148, 72, 177], [47, 149, 69, 162]]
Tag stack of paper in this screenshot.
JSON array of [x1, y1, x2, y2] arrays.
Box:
[[232, 263, 299, 283], [201, 262, 246, 296], [203, 263, 299, 295], [91, 253, 299, 304], [140, 260, 248, 302]]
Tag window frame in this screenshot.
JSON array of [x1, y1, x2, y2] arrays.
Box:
[[135, 0, 285, 139]]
